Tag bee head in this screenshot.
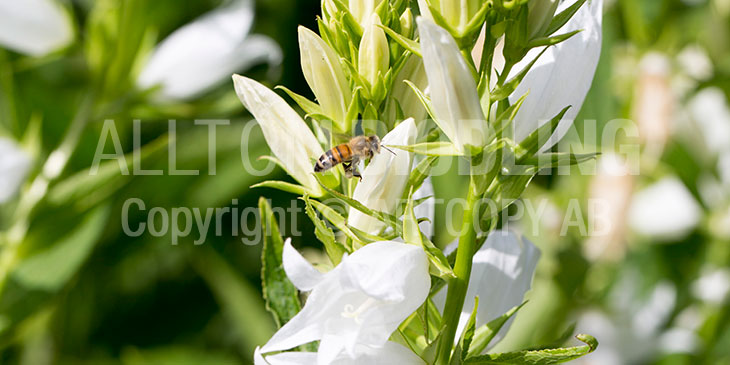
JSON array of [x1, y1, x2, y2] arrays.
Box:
[[367, 135, 381, 153]]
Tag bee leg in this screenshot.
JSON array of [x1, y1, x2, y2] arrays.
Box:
[[343, 162, 354, 179], [351, 165, 362, 182]]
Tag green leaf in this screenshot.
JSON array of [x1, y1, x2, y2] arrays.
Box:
[[464, 334, 598, 364], [452, 297, 479, 365], [304, 197, 352, 260], [276, 86, 323, 117], [517, 106, 571, 159], [491, 46, 549, 102], [422, 235, 455, 279], [468, 302, 528, 357], [391, 142, 463, 157], [258, 198, 302, 327], [527, 30, 582, 49], [380, 25, 421, 57], [545, 0, 588, 36], [12, 205, 110, 291]]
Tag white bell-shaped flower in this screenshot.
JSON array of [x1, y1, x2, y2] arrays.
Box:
[[0, 137, 32, 203], [138, 0, 281, 101], [0, 0, 73, 57], [258, 239, 430, 365]]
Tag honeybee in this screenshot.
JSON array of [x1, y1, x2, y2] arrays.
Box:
[[314, 135, 394, 180]]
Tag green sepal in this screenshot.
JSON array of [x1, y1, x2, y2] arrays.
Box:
[[451, 296, 480, 365], [301, 195, 349, 263], [314, 174, 402, 234], [251, 180, 320, 197], [522, 152, 600, 173], [527, 29, 582, 49], [276, 85, 323, 117], [516, 105, 571, 159], [391, 142, 463, 157], [467, 301, 528, 357], [380, 24, 421, 57], [404, 80, 438, 121], [545, 0, 588, 36], [491, 46, 549, 102]]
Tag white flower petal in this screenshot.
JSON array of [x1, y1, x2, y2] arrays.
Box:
[[0, 138, 32, 203], [138, 0, 282, 101], [283, 238, 325, 291], [232, 75, 324, 196], [0, 0, 73, 57], [510, 0, 603, 151], [628, 177, 701, 240], [349, 119, 417, 234], [341, 241, 429, 302], [418, 17, 488, 152], [262, 241, 430, 360], [437, 230, 540, 347]]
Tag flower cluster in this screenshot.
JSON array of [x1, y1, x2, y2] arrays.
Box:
[[233, 0, 603, 363]]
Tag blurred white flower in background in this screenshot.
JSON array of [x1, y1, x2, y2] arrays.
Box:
[[677, 44, 713, 82], [0, 138, 32, 204], [0, 0, 74, 57], [576, 276, 699, 365], [258, 239, 429, 365], [688, 87, 730, 157], [628, 177, 701, 240], [585, 153, 634, 262], [692, 266, 730, 304], [138, 0, 281, 101]]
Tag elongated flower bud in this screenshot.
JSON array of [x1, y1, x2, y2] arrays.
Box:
[[358, 14, 389, 90], [233, 74, 325, 196], [385, 54, 428, 124], [400, 8, 414, 38], [419, 0, 484, 34], [298, 26, 352, 131], [418, 17, 488, 153], [527, 0, 559, 38], [349, 0, 383, 27]]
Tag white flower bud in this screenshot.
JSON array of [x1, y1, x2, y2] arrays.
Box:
[[358, 14, 389, 89], [298, 26, 352, 131], [418, 17, 488, 153], [349, 0, 383, 27], [233, 75, 325, 196], [527, 0, 559, 38]]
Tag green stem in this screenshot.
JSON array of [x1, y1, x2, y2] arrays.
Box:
[[436, 178, 479, 364]]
